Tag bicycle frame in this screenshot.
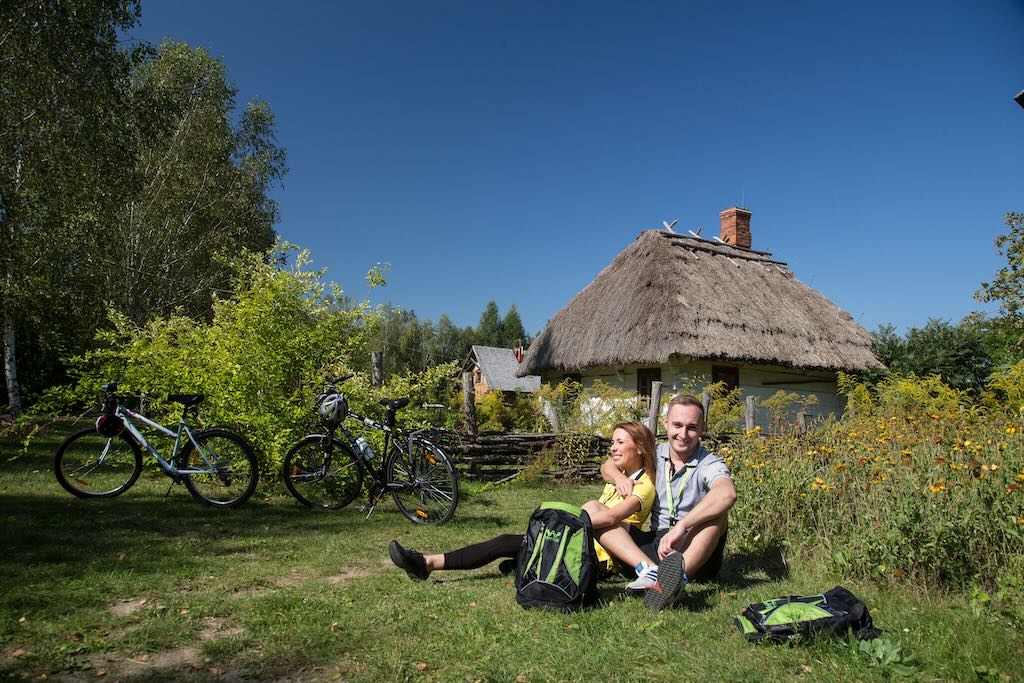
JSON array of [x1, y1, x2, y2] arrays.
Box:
[[335, 408, 396, 483], [114, 404, 214, 476]]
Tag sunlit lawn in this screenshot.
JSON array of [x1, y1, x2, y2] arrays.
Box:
[[1, 427, 1022, 682]]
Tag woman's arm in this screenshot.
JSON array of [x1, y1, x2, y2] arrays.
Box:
[[581, 495, 641, 530]]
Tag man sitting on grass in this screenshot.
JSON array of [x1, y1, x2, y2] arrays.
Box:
[[597, 393, 737, 611]]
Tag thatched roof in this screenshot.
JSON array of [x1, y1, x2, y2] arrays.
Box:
[[519, 230, 882, 375], [466, 345, 541, 392]]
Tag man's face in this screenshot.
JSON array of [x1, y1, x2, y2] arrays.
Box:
[[663, 403, 704, 460]]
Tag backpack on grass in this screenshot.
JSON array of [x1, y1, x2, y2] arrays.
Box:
[[515, 502, 598, 612], [735, 585, 881, 643]]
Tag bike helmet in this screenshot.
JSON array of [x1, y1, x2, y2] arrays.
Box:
[[95, 414, 125, 437], [318, 392, 348, 426]]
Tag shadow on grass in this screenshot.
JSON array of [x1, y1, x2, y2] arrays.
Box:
[[0, 492, 375, 587], [715, 543, 790, 589]]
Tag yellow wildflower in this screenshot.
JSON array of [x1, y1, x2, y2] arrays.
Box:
[[928, 480, 946, 494]]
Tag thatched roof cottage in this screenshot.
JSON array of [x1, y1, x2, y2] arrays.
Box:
[[518, 207, 882, 427]]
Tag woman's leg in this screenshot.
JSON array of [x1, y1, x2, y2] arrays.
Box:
[[429, 533, 523, 570], [391, 534, 523, 580], [592, 523, 653, 570]]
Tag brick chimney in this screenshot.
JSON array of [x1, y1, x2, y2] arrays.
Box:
[[719, 207, 752, 248]]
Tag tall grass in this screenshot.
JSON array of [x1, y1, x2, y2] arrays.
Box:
[[724, 372, 1024, 593]]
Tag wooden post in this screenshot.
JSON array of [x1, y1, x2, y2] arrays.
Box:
[[371, 351, 383, 388], [542, 399, 561, 434], [462, 371, 477, 438], [700, 391, 712, 428], [647, 381, 662, 437], [796, 410, 806, 432], [745, 395, 756, 432]]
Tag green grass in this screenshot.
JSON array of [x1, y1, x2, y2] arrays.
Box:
[[1, 427, 1022, 682]]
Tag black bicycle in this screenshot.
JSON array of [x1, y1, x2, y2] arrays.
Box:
[[281, 376, 459, 525]]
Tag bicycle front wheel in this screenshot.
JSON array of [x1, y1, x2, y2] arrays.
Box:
[[282, 435, 363, 509], [54, 428, 142, 498], [177, 428, 258, 508], [386, 436, 459, 525]]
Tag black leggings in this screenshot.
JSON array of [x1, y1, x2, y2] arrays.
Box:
[[443, 533, 523, 570]]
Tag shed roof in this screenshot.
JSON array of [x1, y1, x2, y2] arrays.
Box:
[[468, 345, 542, 392], [518, 230, 883, 375]]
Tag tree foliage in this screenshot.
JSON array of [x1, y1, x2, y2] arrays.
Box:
[[976, 211, 1024, 354], [1, 0, 143, 414], [103, 40, 285, 324], [870, 319, 994, 392], [475, 300, 502, 347], [1, 11, 286, 412]]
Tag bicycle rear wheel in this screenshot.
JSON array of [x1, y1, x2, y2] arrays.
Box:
[[386, 436, 459, 525], [177, 428, 258, 508], [54, 428, 142, 498], [282, 435, 363, 509]]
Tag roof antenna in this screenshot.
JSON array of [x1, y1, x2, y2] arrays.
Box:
[[662, 219, 677, 233], [740, 189, 745, 208]]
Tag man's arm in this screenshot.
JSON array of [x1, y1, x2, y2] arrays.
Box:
[[600, 456, 635, 496], [657, 476, 737, 559]]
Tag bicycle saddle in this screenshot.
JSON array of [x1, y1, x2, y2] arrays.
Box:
[[168, 393, 204, 407], [379, 397, 410, 411]]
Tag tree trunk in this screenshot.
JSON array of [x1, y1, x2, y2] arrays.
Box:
[[3, 292, 21, 418], [371, 351, 383, 388], [1, 188, 21, 418]]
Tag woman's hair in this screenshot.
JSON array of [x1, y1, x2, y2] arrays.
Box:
[[612, 421, 656, 476]]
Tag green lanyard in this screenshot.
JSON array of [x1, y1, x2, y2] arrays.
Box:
[[664, 459, 695, 524]]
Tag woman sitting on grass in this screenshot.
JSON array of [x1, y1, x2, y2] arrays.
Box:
[[389, 421, 658, 581]]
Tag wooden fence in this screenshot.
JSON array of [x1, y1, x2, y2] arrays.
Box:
[[426, 430, 609, 482]]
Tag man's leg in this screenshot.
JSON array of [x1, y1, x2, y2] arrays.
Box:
[[643, 517, 728, 611], [673, 515, 728, 579]]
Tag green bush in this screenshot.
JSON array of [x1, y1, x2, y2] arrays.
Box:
[[36, 245, 460, 473]]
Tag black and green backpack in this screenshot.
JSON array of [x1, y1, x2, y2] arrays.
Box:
[[515, 502, 599, 612], [735, 586, 881, 643]]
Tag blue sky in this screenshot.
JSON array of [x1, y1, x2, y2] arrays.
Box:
[[132, 1, 1024, 337]]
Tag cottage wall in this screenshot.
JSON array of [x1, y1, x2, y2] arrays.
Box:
[[542, 361, 845, 432]]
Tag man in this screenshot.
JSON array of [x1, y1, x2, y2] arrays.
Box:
[[597, 393, 737, 611]]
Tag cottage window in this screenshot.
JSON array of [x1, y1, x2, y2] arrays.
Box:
[[712, 365, 739, 391], [637, 368, 662, 411]]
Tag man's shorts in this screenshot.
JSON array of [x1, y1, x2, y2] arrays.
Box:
[[626, 526, 727, 583]]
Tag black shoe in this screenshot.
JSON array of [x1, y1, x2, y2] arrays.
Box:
[[644, 552, 686, 612], [388, 540, 429, 581], [498, 559, 516, 576]]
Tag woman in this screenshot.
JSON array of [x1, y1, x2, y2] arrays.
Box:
[[389, 421, 658, 581]]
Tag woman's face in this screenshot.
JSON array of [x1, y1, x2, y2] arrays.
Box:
[[610, 428, 642, 472]]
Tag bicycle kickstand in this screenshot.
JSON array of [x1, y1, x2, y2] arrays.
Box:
[[360, 487, 387, 520], [162, 480, 174, 503]]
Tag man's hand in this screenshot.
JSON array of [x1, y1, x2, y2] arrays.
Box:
[[657, 524, 687, 560], [600, 456, 634, 496], [614, 472, 634, 497]]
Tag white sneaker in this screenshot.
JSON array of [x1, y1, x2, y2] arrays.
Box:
[[625, 564, 659, 593]]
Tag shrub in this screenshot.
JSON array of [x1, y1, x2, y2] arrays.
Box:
[[36, 245, 461, 473], [726, 373, 1024, 588]]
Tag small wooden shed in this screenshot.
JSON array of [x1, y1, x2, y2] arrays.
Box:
[[464, 345, 541, 399]]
